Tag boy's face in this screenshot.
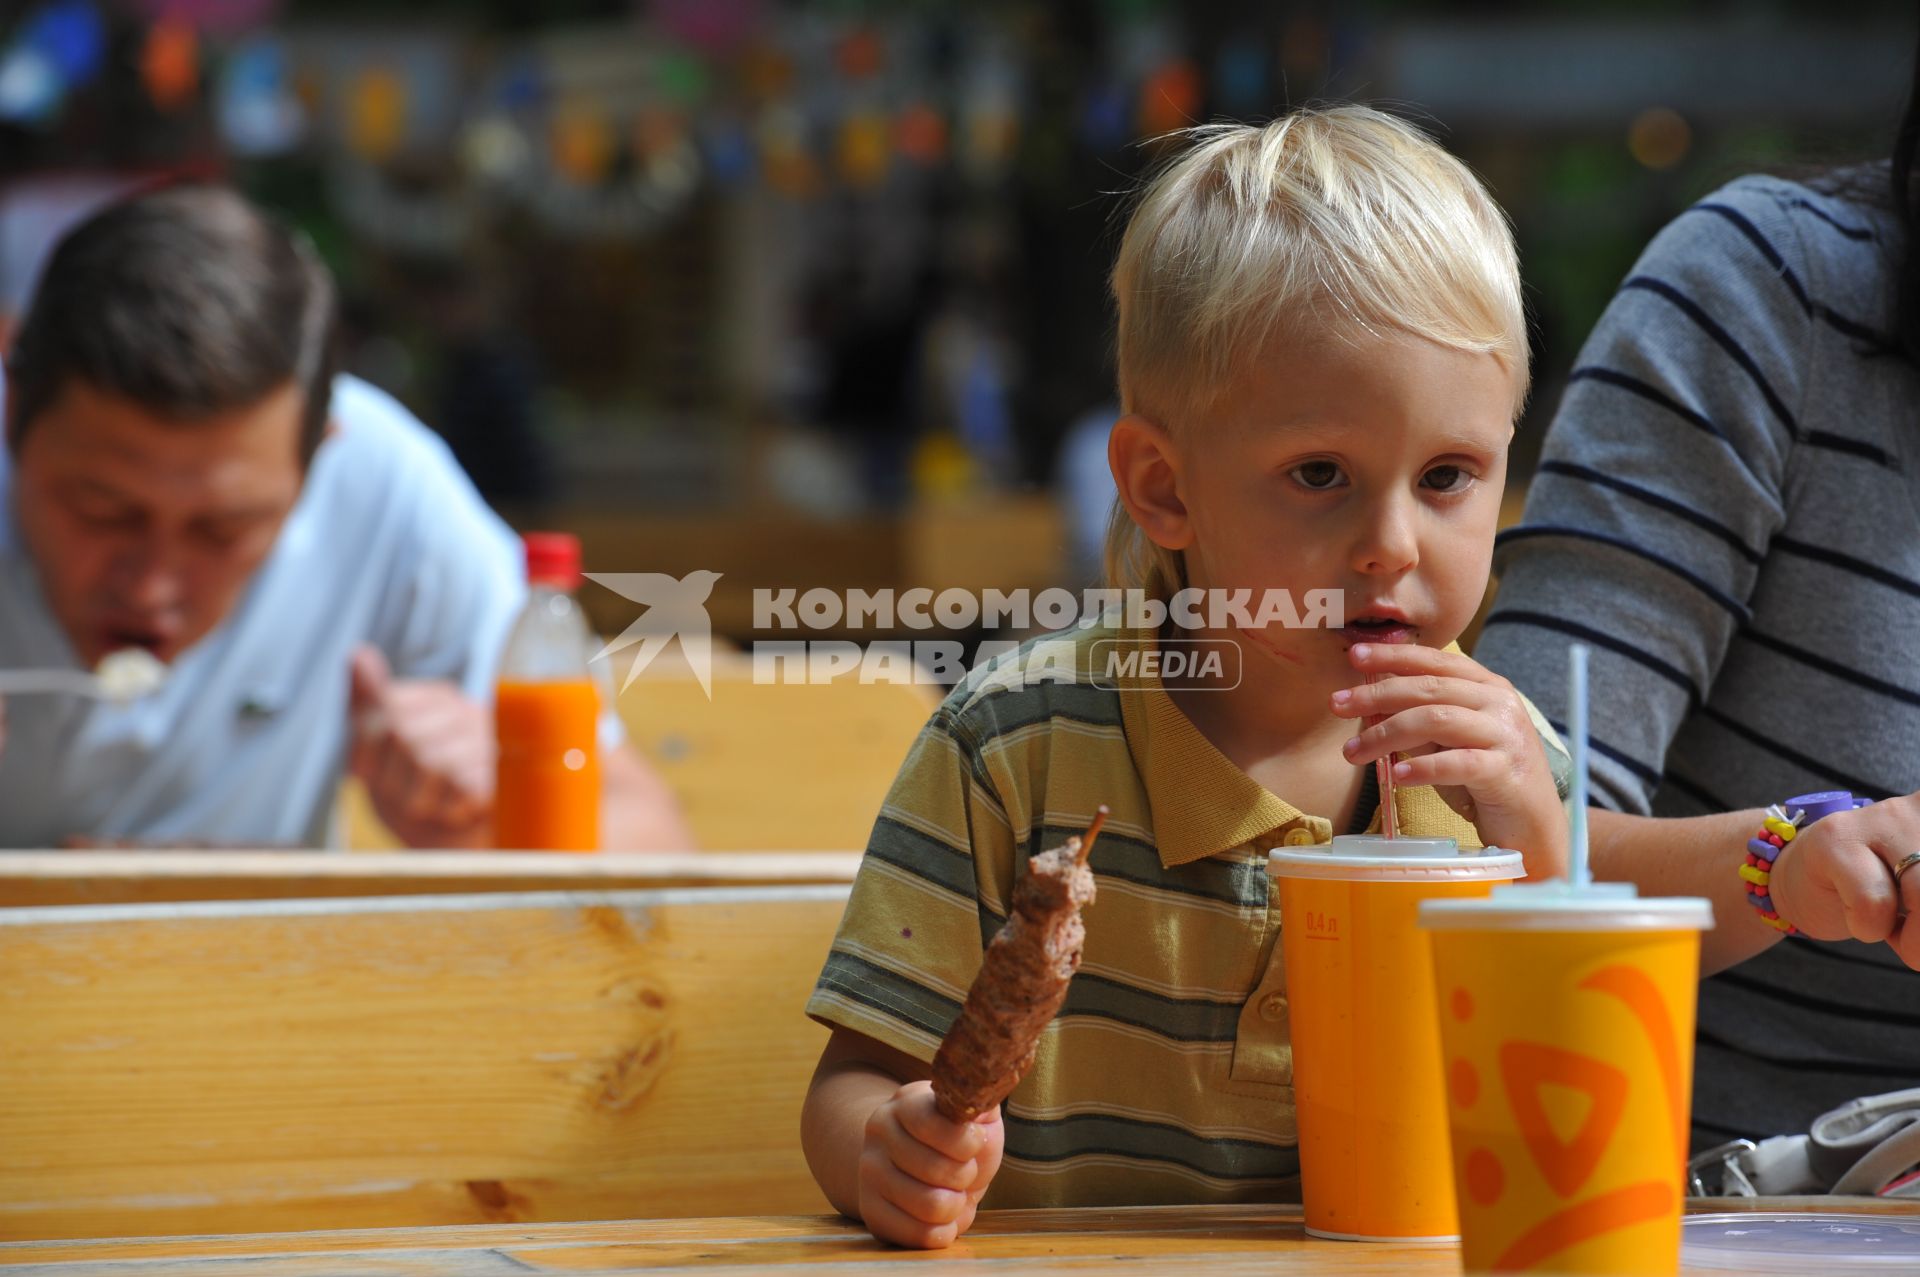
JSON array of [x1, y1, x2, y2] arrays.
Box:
[[1122, 328, 1517, 681]]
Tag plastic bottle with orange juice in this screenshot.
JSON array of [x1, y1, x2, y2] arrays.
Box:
[[494, 532, 601, 851]]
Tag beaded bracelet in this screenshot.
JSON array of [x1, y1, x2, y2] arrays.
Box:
[[1742, 790, 1875, 934], [1744, 804, 1803, 934]]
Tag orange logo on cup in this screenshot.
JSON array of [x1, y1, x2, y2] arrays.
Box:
[[1444, 964, 1688, 1270]]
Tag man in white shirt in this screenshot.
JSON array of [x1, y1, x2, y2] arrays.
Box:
[[0, 184, 687, 849]]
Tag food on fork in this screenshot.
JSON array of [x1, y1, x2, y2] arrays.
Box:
[[94, 647, 168, 702]]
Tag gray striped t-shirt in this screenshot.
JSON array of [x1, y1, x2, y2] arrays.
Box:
[[1476, 173, 1920, 1151]]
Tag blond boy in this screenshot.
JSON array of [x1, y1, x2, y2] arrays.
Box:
[[801, 106, 1570, 1248]]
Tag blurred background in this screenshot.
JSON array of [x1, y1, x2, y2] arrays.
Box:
[[2, 0, 1914, 651]]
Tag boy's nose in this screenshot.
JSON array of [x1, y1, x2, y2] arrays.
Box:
[[1351, 502, 1420, 576]]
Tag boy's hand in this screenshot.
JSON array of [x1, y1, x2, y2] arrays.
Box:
[[1333, 643, 1569, 880], [1771, 794, 1920, 970], [859, 1080, 1004, 1249]]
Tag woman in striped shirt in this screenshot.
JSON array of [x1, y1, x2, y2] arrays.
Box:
[[1476, 38, 1920, 1154]]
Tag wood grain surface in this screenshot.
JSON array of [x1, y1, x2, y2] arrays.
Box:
[[0, 1199, 1899, 1275], [0, 888, 847, 1240], [0, 850, 861, 907]]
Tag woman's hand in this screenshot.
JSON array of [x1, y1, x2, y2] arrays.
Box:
[[1771, 793, 1920, 970]]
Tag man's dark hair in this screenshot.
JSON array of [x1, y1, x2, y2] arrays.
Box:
[[5, 184, 339, 465]]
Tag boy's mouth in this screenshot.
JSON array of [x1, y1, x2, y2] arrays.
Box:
[[1338, 613, 1416, 647]]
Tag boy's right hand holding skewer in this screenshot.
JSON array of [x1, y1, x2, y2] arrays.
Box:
[[807, 811, 1099, 1245], [804, 1031, 1007, 1249], [859, 1080, 1005, 1248]]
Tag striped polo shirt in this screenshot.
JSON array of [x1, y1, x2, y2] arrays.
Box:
[[1475, 172, 1920, 1149], [808, 624, 1564, 1209]]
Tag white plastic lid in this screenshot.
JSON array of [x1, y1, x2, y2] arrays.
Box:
[[1267, 835, 1525, 884], [1419, 880, 1714, 931]]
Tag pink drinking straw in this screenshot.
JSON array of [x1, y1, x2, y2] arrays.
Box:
[[1367, 672, 1398, 840], [1365, 630, 1415, 839]]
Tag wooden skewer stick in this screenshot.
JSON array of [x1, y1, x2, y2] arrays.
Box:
[[1073, 805, 1110, 866]]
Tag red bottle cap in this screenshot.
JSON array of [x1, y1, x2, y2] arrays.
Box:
[[523, 532, 582, 590]]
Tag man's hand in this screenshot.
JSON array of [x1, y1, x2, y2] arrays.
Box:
[[1771, 793, 1920, 970], [858, 1080, 1004, 1249], [1333, 642, 1570, 881], [347, 644, 492, 848]]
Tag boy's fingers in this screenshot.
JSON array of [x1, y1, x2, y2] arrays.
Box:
[[1344, 706, 1503, 764], [1348, 642, 1495, 681], [967, 1107, 1005, 1200], [881, 1122, 978, 1192], [865, 1155, 969, 1226], [1380, 748, 1502, 790], [897, 1096, 984, 1161], [1333, 674, 1499, 719], [861, 1190, 958, 1249], [969, 1149, 1002, 1203]]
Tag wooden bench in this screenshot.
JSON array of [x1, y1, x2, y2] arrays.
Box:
[[0, 850, 861, 908], [0, 886, 849, 1241]]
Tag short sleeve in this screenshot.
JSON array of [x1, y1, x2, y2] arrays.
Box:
[[342, 378, 526, 700], [1476, 178, 1805, 814], [806, 701, 1014, 1063]]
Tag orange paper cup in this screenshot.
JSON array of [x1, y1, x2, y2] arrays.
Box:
[[1269, 836, 1523, 1241], [1421, 884, 1712, 1274]]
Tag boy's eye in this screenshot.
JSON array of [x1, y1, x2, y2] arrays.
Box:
[[1289, 460, 1345, 490], [1421, 465, 1470, 492]]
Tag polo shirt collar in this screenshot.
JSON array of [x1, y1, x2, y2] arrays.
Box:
[[1112, 628, 1330, 867]]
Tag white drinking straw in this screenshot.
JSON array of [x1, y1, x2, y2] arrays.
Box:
[[1568, 643, 1591, 887]]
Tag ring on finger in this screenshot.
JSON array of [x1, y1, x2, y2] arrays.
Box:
[[1894, 851, 1920, 918]]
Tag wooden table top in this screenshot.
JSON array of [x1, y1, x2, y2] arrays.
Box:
[[0, 1200, 1905, 1276]]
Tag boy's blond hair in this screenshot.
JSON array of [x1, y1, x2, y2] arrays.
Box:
[[1105, 105, 1529, 601]]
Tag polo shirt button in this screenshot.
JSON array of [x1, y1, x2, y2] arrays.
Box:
[[1282, 827, 1316, 846], [1259, 994, 1289, 1022]]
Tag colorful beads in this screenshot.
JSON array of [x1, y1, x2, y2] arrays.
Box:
[[1743, 807, 1804, 936]]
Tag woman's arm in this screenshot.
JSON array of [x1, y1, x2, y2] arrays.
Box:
[[1592, 801, 1920, 976], [1589, 806, 1772, 975]]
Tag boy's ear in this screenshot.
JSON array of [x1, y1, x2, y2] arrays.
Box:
[[1108, 413, 1193, 553]]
